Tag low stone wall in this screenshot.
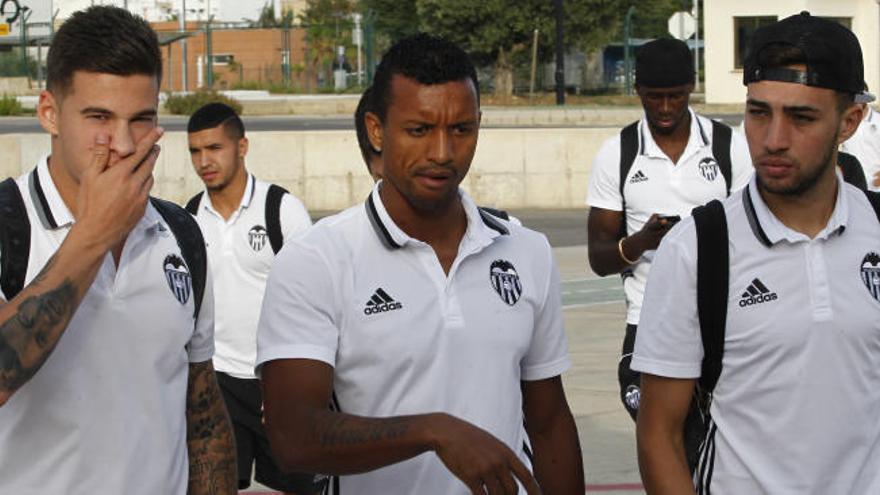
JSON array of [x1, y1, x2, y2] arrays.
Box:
[[0, 127, 618, 211]]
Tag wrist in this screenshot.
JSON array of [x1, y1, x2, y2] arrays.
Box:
[[419, 412, 451, 452], [64, 224, 113, 259], [618, 236, 640, 265]]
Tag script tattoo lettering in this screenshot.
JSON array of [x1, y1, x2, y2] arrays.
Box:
[[0, 258, 76, 394], [319, 415, 411, 447], [186, 361, 236, 495]]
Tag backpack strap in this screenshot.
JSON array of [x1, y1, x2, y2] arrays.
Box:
[[863, 189, 880, 222], [710, 120, 733, 196], [839, 151, 869, 191], [266, 184, 289, 255], [692, 199, 729, 394], [150, 197, 207, 320], [618, 121, 640, 237], [0, 178, 30, 300], [184, 192, 203, 216]]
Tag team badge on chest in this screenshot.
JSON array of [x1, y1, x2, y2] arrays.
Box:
[[860, 252, 880, 302], [698, 157, 719, 182], [163, 254, 192, 305], [490, 259, 522, 306], [248, 225, 268, 251]]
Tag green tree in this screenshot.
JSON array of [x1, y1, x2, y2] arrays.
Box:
[[414, 0, 623, 95], [299, 0, 356, 88], [253, 1, 295, 28]]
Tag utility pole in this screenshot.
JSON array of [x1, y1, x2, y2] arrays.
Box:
[[694, 0, 700, 93], [205, 15, 213, 88], [554, 0, 564, 105]]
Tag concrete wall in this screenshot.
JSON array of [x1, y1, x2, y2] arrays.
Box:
[[704, 0, 880, 104], [0, 128, 617, 211]]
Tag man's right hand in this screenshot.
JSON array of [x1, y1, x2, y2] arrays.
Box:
[[432, 413, 541, 495], [73, 127, 163, 253], [625, 213, 678, 256]]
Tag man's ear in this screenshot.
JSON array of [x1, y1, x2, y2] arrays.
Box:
[[37, 90, 59, 137], [238, 136, 249, 158], [365, 111, 383, 153], [838, 102, 863, 144]]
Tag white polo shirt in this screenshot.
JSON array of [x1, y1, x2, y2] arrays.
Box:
[[0, 156, 215, 495], [841, 107, 880, 191], [192, 174, 311, 379], [256, 184, 570, 495], [632, 174, 880, 494], [586, 109, 753, 324]]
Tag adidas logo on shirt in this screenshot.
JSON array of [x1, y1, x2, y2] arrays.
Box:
[[364, 288, 403, 315], [629, 170, 649, 184], [738, 278, 778, 307]]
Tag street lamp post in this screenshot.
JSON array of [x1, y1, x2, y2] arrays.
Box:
[[554, 0, 564, 105]]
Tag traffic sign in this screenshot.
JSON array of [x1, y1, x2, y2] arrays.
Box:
[[668, 11, 695, 40], [0, 23, 8, 36]]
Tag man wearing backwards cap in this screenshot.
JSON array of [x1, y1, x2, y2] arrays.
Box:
[[586, 38, 752, 421], [633, 12, 880, 494]]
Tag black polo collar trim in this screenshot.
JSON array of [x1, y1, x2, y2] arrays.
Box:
[[696, 115, 709, 146], [365, 193, 401, 250], [638, 123, 646, 155], [742, 184, 772, 247], [478, 207, 509, 236], [29, 167, 58, 229]]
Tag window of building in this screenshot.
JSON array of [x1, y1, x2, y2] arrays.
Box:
[[734, 16, 777, 69], [211, 54, 234, 66]]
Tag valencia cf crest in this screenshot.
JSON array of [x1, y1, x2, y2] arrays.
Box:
[[698, 157, 719, 182], [490, 259, 522, 306], [164, 254, 192, 305], [860, 252, 880, 302], [248, 225, 268, 251]]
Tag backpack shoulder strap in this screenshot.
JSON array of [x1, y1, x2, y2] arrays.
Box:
[[863, 189, 880, 223], [710, 120, 733, 196], [184, 192, 203, 216], [839, 151, 869, 191], [0, 177, 30, 300], [619, 121, 640, 201], [691, 199, 729, 394], [266, 184, 289, 255], [477, 206, 510, 221], [150, 197, 207, 320]]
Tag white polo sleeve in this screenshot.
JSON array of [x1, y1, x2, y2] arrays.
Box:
[[521, 239, 571, 381], [586, 136, 624, 211], [729, 128, 754, 192], [279, 193, 312, 243], [256, 240, 338, 372], [188, 264, 215, 363], [630, 219, 703, 378]]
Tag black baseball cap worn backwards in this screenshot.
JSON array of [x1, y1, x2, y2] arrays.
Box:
[[743, 11, 865, 96], [635, 38, 695, 88]]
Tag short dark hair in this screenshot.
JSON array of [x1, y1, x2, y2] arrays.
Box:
[[754, 43, 854, 112], [355, 87, 379, 168], [370, 33, 479, 121], [187, 102, 245, 140], [47, 6, 162, 95]]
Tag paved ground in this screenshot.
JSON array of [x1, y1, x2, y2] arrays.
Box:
[[244, 211, 645, 494]]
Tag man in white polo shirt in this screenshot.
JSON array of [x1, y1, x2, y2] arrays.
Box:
[[0, 6, 235, 494], [185, 102, 317, 494], [586, 38, 752, 421], [634, 12, 880, 493], [257, 33, 583, 494]]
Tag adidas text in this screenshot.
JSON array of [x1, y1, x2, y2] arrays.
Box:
[[364, 302, 403, 315], [738, 293, 778, 307]]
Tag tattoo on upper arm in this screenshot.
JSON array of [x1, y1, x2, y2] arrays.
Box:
[[0, 257, 76, 394], [318, 414, 411, 447], [186, 361, 236, 494]]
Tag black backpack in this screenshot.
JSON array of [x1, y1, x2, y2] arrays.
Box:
[[619, 119, 733, 235], [686, 187, 880, 477], [186, 183, 288, 255], [0, 177, 207, 320]]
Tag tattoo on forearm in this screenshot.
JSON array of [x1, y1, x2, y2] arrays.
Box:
[[0, 269, 76, 394], [319, 415, 411, 447], [186, 362, 236, 495]]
